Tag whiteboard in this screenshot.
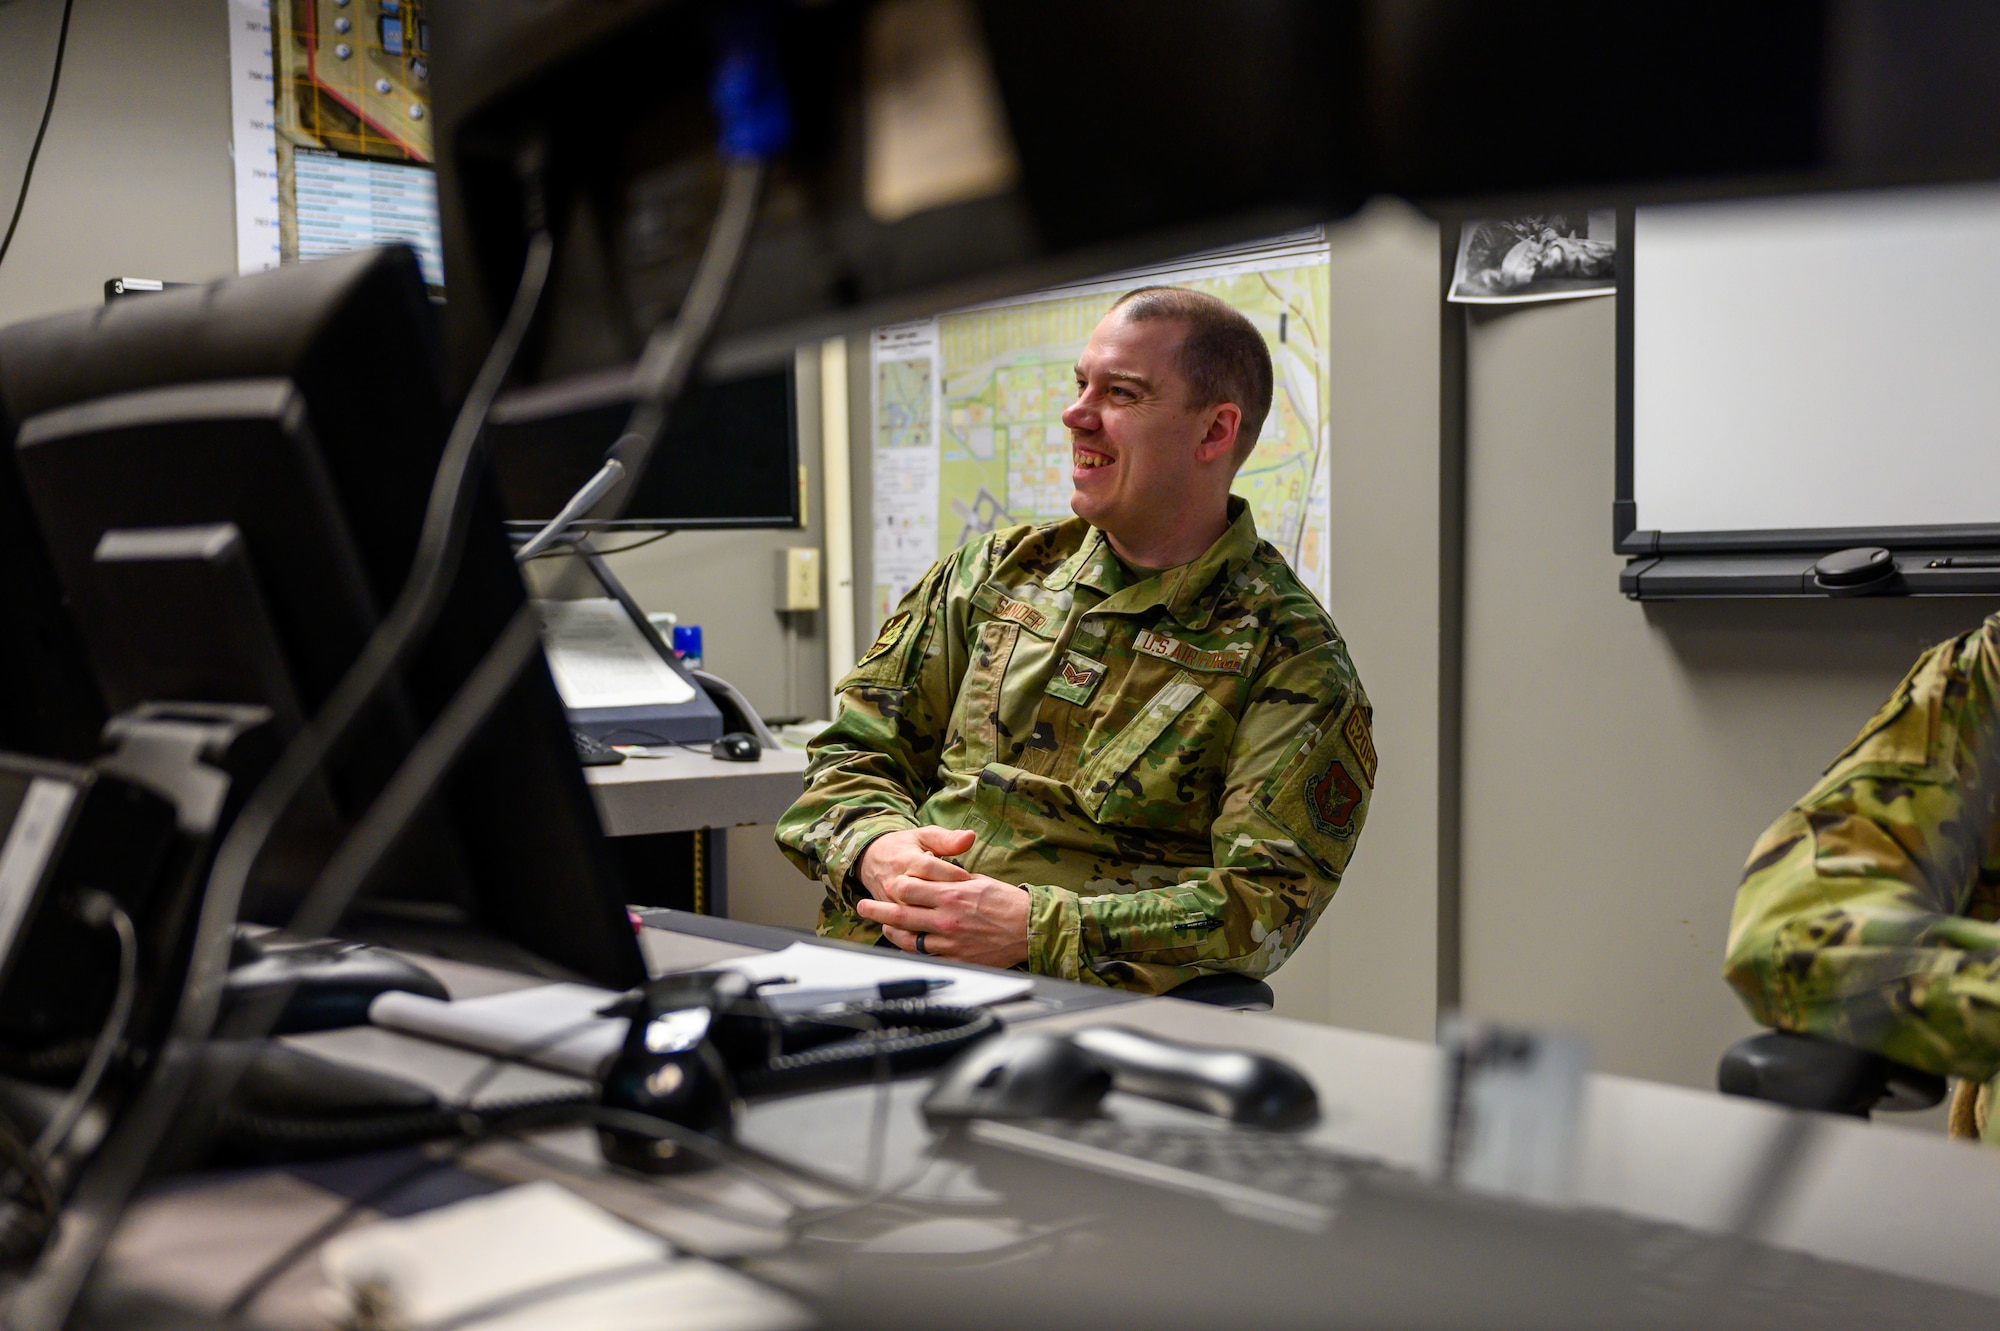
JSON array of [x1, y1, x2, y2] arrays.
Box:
[[1632, 184, 2000, 537]]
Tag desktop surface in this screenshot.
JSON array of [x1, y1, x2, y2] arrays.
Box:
[[75, 912, 2000, 1331]]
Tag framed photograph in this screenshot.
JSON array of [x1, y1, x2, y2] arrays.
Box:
[[1449, 211, 1617, 304]]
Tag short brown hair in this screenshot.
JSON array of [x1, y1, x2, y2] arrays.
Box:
[[1109, 286, 1274, 464]]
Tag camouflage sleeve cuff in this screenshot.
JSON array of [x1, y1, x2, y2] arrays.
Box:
[[1027, 884, 1087, 983], [821, 812, 920, 907]]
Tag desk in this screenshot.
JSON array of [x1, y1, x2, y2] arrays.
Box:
[[583, 747, 808, 838], [85, 914, 2000, 1330], [584, 747, 808, 915]]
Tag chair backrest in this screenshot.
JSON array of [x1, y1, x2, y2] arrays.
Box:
[[1167, 973, 1275, 1012]]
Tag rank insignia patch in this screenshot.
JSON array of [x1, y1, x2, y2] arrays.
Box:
[[1306, 760, 1363, 839], [1046, 650, 1107, 705]]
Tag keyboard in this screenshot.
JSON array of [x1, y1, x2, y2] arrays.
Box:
[[571, 729, 626, 766], [958, 1116, 2000, 1326], [964, 1117, 1351, 1226]]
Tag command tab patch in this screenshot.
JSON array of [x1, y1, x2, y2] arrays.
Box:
[[1046, 650, 1107, 705], [1342, 705, 1378, 787], [1134, 629, 1248, 675]]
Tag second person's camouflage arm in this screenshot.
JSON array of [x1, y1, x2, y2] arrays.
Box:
[[1725, 621, 2000, 1082], [773, 540, 984, 907], [1028, 643, 1374, 994]]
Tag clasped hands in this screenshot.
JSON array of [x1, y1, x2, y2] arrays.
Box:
[[854, 826, 1029, 969]]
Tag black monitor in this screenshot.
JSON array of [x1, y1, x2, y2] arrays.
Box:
[[0, 247, 645, 989], [487, 362, 800, 530]]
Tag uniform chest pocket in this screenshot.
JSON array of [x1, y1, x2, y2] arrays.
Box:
[[1075, 672, 1234, 827], [948, 619, 1021, 769]]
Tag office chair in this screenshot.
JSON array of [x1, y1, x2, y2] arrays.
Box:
[[1167, 974, 1276, 1012], [1717, 1030, 1944, 1118]]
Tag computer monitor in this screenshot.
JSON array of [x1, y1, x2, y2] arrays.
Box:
[[0, 247, 646, 989], [487, 362, 800, 530]]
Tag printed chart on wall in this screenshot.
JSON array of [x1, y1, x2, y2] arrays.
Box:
[[227, 0, 442, 291], [870, 231, 1333, 624]]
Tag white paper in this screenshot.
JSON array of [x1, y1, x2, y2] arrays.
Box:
[[872, 445, 941, 589], [535, 598, 694, 711], [721, 940, 1034, 1011], [871, 320, 943, 619], [369, 983, 627, 1079], [225, 0, 281, 276], [293, 150, 445, 287]]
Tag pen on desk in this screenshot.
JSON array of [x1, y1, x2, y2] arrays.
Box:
[[761, 977, 952, 1011]]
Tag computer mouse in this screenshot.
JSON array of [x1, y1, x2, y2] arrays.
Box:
[[922, 1030, 1112, 1122], [710, 731, 763, 762], [1068, 1025, 1320, 1130]]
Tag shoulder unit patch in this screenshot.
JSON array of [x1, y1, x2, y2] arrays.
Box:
[[1306, 760, 1363, 839]]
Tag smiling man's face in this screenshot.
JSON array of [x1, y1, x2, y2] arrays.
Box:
[[1061, 310, 1235, 563]]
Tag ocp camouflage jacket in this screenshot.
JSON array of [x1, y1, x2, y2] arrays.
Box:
[[1726, 613, 2000, 1142], [774, 497, 1374, 994]]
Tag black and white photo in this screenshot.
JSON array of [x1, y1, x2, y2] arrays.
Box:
[[1449, 211, 1617, 303]]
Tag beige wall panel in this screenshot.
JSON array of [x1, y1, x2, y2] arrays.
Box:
[[1457, 295, 2000, 1089], [1267, 201, 1441, 1040]]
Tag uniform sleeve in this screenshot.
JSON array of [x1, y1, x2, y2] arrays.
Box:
[[773, 541, 983, 909], [1026, 640, 1373, 993], [1724, 620, 2000, 1082]]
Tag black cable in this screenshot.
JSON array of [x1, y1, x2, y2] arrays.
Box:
[[3, 231, 560, 1331], [33, 894, 136, 1162], [218, 1008, 625, 1319], [202, 227, 558, 1041], [15, 156, 762, 1331], [224, 995, 987, 1320], [519, 530, 673, 560], [283, 157, 764, 944], [0, 0, 74, 272]]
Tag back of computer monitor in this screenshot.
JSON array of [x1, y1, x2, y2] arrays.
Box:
[[0, 248, 646, 989], [488, 362, 801, 530]]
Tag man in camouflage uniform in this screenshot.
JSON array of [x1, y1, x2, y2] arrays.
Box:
[[776, 287, 1374, 993], [1726, 615, 2000, 1143]]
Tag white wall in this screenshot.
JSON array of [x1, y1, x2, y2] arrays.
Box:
[[0, 0, 235, 325]]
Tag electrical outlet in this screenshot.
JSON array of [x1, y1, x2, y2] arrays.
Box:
[[777, 547, 821, 611]]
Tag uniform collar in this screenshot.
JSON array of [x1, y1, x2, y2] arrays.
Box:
[[1064, 497, 1260, 630], [1045, 522, 1120, 595]]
